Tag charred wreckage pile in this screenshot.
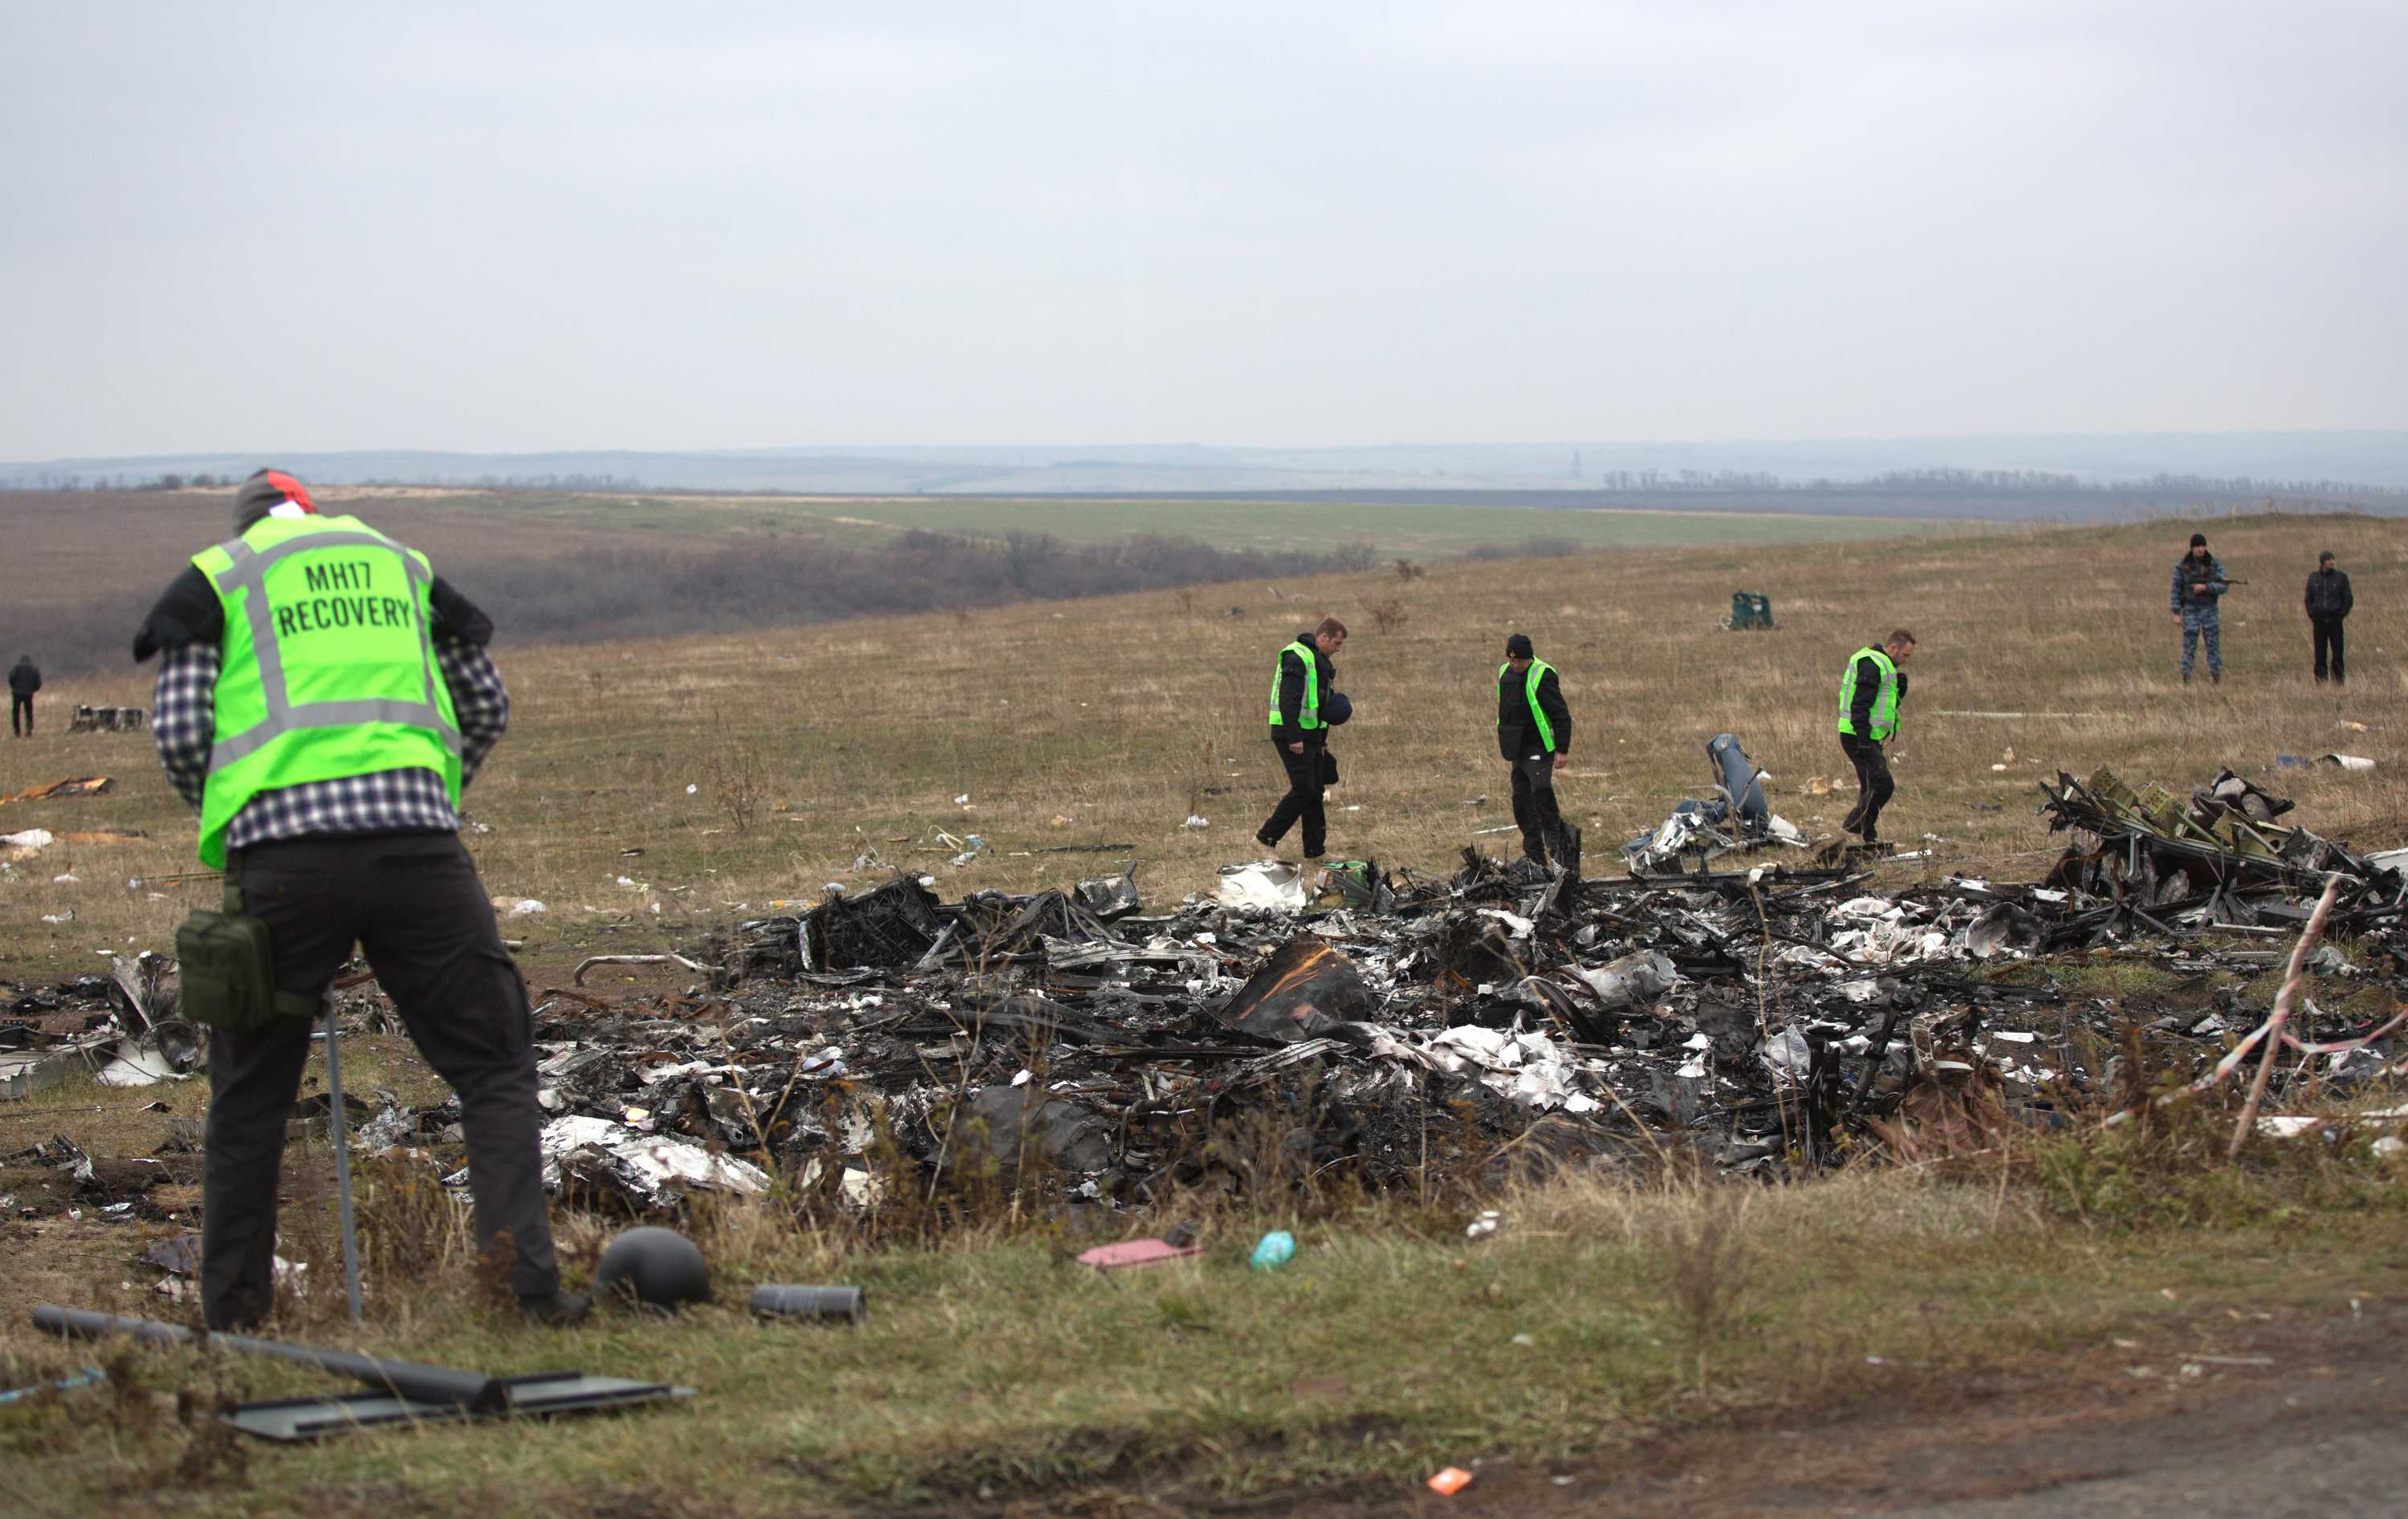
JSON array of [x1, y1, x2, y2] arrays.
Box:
[[10, 766, 2408, 1222]]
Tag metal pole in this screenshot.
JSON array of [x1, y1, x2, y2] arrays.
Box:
[[319, 1009, 364, 1322], [32, 1306, 503, 1410]]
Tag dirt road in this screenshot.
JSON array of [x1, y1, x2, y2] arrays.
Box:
[[1352, 1304, 2403, 1517]]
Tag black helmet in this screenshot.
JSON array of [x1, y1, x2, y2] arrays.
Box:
[[592, 1226, 710, 1312]]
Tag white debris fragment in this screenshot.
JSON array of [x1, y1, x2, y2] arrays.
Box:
[[539, 1115, 771, 1206], [1424, 1027, 1601, 1114], [1568, 949, 1677, 1009], [1216, 860, 1306, 909], [96, 1040, 194, 1088]]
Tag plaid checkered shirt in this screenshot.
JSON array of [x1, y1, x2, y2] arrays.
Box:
[[152, 635, 509, 851]]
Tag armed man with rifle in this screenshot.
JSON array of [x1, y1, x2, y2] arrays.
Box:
[[2170, 532, 2239, 686]]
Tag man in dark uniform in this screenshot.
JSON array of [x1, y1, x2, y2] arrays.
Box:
[[2305, 550, 2353, 685], [1256, 616, 1346, 859], [1497, 633, 1575, 869], [135, 468, 584, 1329], [1837, 629, 1914, 846], [2171, 532, 2229, 685], [9, 654, 41, 736]]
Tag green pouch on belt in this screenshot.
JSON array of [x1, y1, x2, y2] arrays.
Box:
[[174, 861, 322, 1036]]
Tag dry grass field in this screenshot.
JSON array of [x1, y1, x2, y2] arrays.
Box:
[[2, 508, 2406, 1517], [2, 506, 2399, 977]]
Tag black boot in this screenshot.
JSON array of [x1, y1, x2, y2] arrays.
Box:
[[519, 1290, 592, 1326]]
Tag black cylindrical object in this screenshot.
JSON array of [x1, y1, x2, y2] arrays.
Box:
[[749, 1285, 867, 1323], [31, 1306, 506, 1412]]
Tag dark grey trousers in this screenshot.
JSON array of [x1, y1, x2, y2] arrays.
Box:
[[1259, 736, 1328, 857], [1840, 735, 1894, 842], [1509, 753, 1571, 863], [201, 831, 557, 1328], [2313, 618, 2346, 684]]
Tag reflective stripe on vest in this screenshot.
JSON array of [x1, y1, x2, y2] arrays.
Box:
[[1837, 646, 1900, 741], [1499, 660, 1556, 753], [193, 516, 462, 867], [1268, 640, 1320, 729]]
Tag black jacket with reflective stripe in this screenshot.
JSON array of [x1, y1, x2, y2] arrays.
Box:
[[1272, 633, 1334, 739], [1845, 652, 1908, 741], [1498, 664, 1571, 759]]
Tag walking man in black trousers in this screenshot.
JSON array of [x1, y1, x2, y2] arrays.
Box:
[[1837, 629, 1914, 846], [1257, 616, 1346, 859]]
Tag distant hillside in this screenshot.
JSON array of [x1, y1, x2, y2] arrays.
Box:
[[7, 431, 2408, 503]]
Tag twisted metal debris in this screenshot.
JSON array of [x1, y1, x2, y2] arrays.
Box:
[[11, 766, 2406, 1229]]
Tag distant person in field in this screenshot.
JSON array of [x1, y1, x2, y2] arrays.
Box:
[[1837, 630, 1913, 847], [2305, 550, 2353, 686], [132, 467, 584, 1330], [7, 654, 39, 736], [2171, 532, 2229, 685], [1257, 615, 1346, 860], [1497, 632, 1576, 870]]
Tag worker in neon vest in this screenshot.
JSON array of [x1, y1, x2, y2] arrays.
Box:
[[132, 469, 584, 1330], [1837, 629, 1914, 847], [1256, 616, 1347, 859], [1497, 633, 1575, 870]]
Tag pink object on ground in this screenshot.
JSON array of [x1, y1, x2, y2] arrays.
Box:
[[1076, 1239, 1205, 1272]]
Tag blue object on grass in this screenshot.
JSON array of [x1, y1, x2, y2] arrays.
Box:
[[1249, 1230, 1296, 1270], [0, 1367, 104, 1405]]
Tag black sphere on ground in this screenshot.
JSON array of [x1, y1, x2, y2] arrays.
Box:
[[593, 1225, 710, 1312], [1322, 691, 1352, 726]]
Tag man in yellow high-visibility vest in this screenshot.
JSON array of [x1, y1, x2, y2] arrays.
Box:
[[1256, 616, 1347, 859], [1837, 628, 1915, 846], [132, 469, 583, 1330], [1498, 633, 1575, 869]]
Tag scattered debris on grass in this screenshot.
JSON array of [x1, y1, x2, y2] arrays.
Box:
[[7, 769, 2406, 1238]]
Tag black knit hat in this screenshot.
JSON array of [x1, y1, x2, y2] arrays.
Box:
[[2190, 532, 2207, 548], [234, 469, 319, 532], [1504, 632, 1534, 659]]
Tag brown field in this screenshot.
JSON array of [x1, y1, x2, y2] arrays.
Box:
[[4, 506, 2400, 977], [2, 509, 2405, 1517]]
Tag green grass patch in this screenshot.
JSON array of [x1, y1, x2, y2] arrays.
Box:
[[5, 1167, 2405, 1517]]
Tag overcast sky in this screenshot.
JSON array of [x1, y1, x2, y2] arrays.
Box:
[[2, 2, 2401, 457]]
